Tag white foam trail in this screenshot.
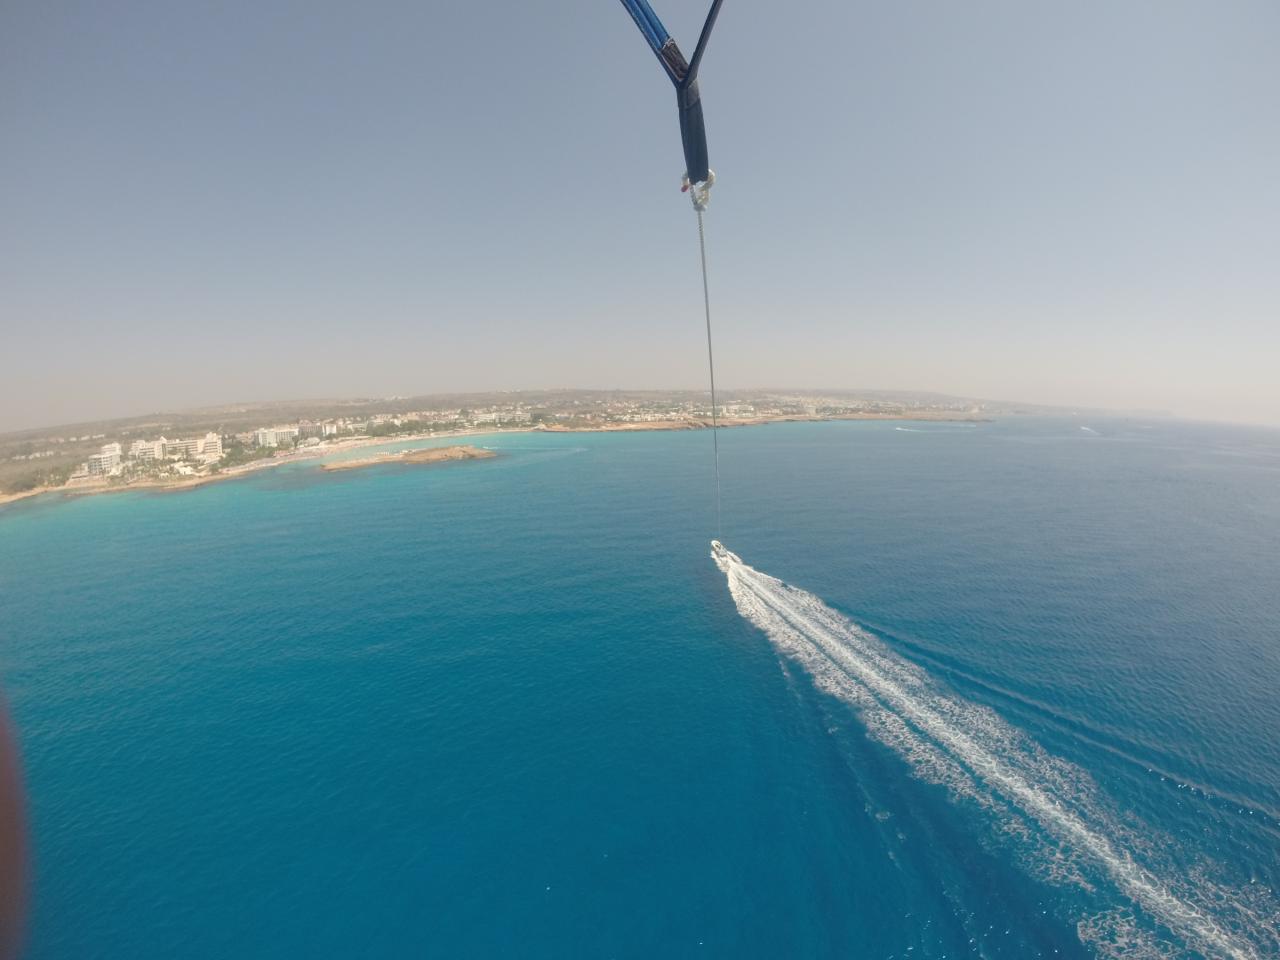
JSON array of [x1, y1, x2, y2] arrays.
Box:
[[712, 543, 1276, 960], [1080, 426, 1100, 435], [894, 426, 924, 433]]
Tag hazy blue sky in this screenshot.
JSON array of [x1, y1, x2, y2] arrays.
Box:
[[3, 1, 1278, 432]]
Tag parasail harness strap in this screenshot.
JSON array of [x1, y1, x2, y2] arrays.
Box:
[[618, 0, 724, 187]]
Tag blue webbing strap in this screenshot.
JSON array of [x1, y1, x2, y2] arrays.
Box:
[[688, 0, 724, 82], [618, 0, 679, 82], [618, 0, 719, 184]]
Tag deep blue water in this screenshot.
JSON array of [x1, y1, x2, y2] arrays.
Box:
[[1, 417, 1277, 958]]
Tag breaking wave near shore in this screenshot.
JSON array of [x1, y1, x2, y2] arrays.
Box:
[[711, 542, 1277, 959]]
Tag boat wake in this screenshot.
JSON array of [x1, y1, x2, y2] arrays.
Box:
[[712, 542, 1277, 959]]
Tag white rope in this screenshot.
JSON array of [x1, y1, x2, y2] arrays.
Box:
[[690, 172, 720, 538]]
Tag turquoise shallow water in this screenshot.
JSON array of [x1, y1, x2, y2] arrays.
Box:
[[1, 418, 1277, 958]]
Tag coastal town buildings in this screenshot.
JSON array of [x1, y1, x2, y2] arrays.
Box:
[[254, 426, 300, 448], [298, 421, 342, 439], [87, 442, 122, 476], [473, 408, 531, 425], [198, 433, 223, 461], [129, 439, 164, 461], [163, 437, 201, 459], [161, 433, 222, 462], [126, 433, 223, 463]]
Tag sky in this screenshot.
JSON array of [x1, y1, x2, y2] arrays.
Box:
[[2, 0, 1278, 432]]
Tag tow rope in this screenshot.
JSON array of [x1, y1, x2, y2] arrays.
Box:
[[686, 173, 720, 537], [617, 0, 726, 537]]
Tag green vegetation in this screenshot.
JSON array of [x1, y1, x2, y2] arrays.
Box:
[[367, 419, 423, 438], [366, 418, 465, 438], [219, 439, 276, 468], [1, 461, 76, 495]]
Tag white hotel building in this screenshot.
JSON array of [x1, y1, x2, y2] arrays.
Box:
[[254, 426, 300, 448], [128, 433, 223, 464], [87, 442, 122, 476], [165, 433, 222, 462], [129, 439, 165, 461]]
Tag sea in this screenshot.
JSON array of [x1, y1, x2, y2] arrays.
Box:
[[0, 417, 1277, 959]]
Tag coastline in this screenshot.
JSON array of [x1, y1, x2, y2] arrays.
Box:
[[320, 445, 496, 472], [539, 412, 989, 432], [0, 427, 527, 508], [0, 413, 987, 509]]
